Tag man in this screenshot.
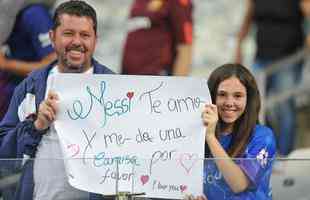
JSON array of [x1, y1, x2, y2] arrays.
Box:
[[121, 0, 193, 76], [0, 0, 57, 121], [0, 1, 114, 199]]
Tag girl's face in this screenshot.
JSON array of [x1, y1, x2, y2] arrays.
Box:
[[216, 76, 247, 131]]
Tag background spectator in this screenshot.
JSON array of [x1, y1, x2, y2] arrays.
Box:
[[121, 0, 193, 76], [235, 0, 310, 156], [0, 0, 57, 121]]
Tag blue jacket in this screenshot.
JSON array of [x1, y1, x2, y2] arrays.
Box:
[[0, 59, 114, 200]]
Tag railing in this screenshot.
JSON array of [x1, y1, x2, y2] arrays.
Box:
[[261, 47, 310, 109], [1, 157, 310, 200], [254, 47, 310, 153]]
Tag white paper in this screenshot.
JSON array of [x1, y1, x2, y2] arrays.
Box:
[[54, 74, 211, 199]]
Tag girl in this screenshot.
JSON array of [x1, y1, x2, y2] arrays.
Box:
[[198, 63, 276, 200]]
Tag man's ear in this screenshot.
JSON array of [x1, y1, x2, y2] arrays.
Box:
[[49, 30, 55, 47]]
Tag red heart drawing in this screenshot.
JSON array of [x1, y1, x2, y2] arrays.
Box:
[[140, 175, 149, 185], [67, 144, 80, 158], [179, 153, 198, 174], [127, 92, 134, 100], [180, 185, 187, 192]]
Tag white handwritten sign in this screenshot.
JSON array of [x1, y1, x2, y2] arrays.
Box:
[[53, 74, 211, 199]]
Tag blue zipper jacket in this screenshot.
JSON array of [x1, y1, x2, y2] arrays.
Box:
[[0, 59, 114, 200]]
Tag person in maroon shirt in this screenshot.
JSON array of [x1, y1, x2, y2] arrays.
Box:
[[121, 0, 193, 76]]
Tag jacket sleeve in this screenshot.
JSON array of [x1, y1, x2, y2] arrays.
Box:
[[0, 79, 44, 159]]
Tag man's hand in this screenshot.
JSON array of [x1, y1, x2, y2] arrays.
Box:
[[34, 91, 59, 131]]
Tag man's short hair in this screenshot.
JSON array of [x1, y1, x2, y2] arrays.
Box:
[[52, 0, 97, 34]]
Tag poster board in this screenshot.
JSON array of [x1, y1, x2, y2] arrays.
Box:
[[54, 74, 211, 199]]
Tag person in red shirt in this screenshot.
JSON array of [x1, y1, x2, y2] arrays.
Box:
[[121, 0, 193, 76]]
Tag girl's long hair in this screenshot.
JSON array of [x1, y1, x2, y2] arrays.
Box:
[[206, 63, 261, 157]]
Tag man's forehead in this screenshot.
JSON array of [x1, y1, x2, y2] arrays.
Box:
[[58, 13, 94, 22]]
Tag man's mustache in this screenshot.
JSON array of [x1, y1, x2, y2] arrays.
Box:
[[66, 45, 86, 53]]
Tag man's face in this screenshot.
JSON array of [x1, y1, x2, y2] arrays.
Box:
[[49, 14, 97, 73]]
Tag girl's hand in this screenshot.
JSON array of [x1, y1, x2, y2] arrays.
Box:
[[202, 104, 218, 138], [196, 195, 208, 200], [184, 194, 208, 200]]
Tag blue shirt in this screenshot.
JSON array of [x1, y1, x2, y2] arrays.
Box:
[[203, 125, 276, 200], [0, 4, 54, 120], [5, 4, 54, 61]]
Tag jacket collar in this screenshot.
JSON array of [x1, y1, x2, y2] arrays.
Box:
[[30, 58, 110, 108]]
